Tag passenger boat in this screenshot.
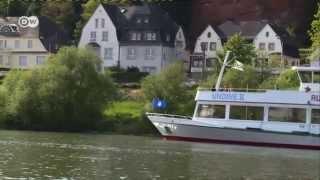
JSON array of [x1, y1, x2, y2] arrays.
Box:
[[147, 51, 320, 150]]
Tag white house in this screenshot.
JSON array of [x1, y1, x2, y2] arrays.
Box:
[[78, 4, 120, 68], [254, 24, 300, 66], [194, 25, 223, 59], [79, 4, 188, 73], [254, 24, 282, 55], [190, 25, 223, 73], [0, 17, 67, 72]]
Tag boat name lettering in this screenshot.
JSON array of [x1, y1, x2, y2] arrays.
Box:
[[212, 93, 245, 101], [311, 95, 320, 102]]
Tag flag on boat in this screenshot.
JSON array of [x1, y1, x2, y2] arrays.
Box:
[[152, 98, 167, 109], [231, 60, 244, 71]]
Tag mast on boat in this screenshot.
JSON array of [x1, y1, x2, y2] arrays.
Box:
[[214, 50, 231, 91]]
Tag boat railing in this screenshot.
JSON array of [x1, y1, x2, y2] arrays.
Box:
[[146, 112, 192, 120], [197, 87, 267, 92]]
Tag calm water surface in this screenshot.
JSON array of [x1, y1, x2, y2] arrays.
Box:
[[0, 130, 319, 180]]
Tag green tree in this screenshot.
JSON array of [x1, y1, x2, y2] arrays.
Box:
[[309, 3, 320, 49], [1, 47, 117, 131], [275, 69, 300, 89], [0, 0, 39, 16], [223, 34, 257, 65], [41, 1, 76, 36], [222, 66, 260, 89], [74, 0, 100, 41], [259, 69, 299, 90], [141, 62, 194, 115]]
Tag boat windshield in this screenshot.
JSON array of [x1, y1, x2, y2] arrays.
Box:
[[300, 71, 312, 83], [314, 72, 320, 83], [312, 109, 320, 124]]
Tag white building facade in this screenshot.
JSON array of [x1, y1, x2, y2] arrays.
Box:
[[79, 4, 187, 73], [193, 25, 223, 59], [78, 4, 119, 67]]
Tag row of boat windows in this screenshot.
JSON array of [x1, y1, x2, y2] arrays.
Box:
[[197, 104, 320, 123]]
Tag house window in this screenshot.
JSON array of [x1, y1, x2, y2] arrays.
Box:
[[266, 32, 269, 37], [142, 66, 156, 73], [166, 34, 170, 42], [19, 56, 28, 67], [101, 19, 105, 28], [90, 31, 96, 42], [14, 40, 20, 48], [130, 32, 137, 40], [127, 48, 136, 59], [0, 55, 3, 65], [178, 31, 182, 39], [0, 40, 7, 49], [145, 48, 154, 60], [136, 33, 141, 40], [102, 31, 108, 41], [209, 42, 216, 51], [259, 43, 266, 50], [200, 42, 208, 51], [36, 56, 45, 65], [0, 40, 3, 49], [207, 32, 211, 38], [268, 43, 275, 51], [175, 40, 183, 48], [145, 32, 156, 41], [104, 48, 113, 60], [95, 18, 99, 28], [27, 40, 33, 48]]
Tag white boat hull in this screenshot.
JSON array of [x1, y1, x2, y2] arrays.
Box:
[[147, 114, 320, 150]]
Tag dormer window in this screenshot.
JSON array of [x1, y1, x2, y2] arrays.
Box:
[[144, 18, 149, 23], [137, 18, 141, 23], [130, 32, 142, 41], [145, 32, 156, 41], [130, 32, 137, 40]]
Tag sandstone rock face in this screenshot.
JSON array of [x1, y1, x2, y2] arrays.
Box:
[[190, 0, 317, 48]]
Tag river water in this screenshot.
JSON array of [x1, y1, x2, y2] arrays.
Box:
[[0, 130, 319, 180]]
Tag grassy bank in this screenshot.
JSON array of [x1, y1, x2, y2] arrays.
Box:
[[98, 100, 158, 135]]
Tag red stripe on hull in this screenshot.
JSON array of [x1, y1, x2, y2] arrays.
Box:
[[163, 135, 320, 150]]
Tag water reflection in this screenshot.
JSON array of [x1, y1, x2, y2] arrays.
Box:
[[0, 130, 318, 179]]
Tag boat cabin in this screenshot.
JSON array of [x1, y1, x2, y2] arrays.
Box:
[[193, 89, 320, 135]]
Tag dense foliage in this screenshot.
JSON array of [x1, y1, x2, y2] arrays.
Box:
[[0, 47, 117, 131], [310, 3, 320, 49], [141, 62, 195, 115], [223, 34, 257, 65]]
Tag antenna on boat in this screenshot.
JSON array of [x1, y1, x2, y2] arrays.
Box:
[[214, 50, 231, 91]]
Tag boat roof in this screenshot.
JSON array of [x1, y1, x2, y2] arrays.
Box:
[[292, 66, 320, 72], [195, 90, 320, 106]]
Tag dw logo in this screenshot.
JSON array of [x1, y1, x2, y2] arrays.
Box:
[[18, 16, 39, 28]]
